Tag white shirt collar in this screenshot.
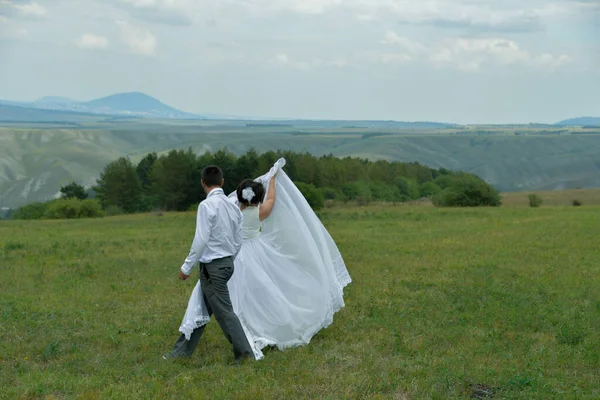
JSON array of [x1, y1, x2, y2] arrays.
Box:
[[207, 188, 224, 198]]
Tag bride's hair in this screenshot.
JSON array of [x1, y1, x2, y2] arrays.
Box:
[[236, 179, 266, 205]]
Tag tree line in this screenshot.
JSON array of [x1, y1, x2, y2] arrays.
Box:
[[11, 148, 501, 219]]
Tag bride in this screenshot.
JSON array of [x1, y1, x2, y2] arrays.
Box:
[[178, 158, 351, 359]]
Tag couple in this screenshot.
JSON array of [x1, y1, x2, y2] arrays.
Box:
[[163, 158, 351, 363]]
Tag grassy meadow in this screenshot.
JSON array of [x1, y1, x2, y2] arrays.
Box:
[[501, 189, 600, 207], [1, 206, 599, 399]]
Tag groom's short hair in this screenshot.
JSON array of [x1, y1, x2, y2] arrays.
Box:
[[201, 165, 223, 187]]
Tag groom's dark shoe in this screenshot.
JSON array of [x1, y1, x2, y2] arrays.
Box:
[[234, 354, 252, 366], [162, 351, 190, 361]]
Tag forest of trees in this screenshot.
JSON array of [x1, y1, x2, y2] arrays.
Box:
[[11, 148, 502, 219]]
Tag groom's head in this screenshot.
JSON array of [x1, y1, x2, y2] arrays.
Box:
[[201, 165, 224, 194]]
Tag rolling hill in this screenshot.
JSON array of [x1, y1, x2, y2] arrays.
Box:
[[1, 120, 600, 208], [81, 92, 197, 118], [0, 92, 199, 120], [1, 94, 599, 208], [556, 117, 600, 127]]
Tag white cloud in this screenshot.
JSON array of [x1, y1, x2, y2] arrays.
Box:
[[76, 34, 109, 50], [12, 1, 48, 18], [379, 53, 413, 65], [91, 0, 594, 35], [283, 0, 342, 15], [110, 0, 193, 26], [381, 31, 428, 55], [0, 13, 28, 38], [269, 53, 313, 71], [381, 32, 571, 71], [116, 20, 157, 56], [268, 53, 348, 71], [327, 59, 349, 68], [383, 1, 544, 32]]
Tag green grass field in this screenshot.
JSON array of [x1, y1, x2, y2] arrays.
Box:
[[501, 189, 600, 207], [1, 206, 599, 399]]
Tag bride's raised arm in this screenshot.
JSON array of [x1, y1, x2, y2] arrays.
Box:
[[259, 171, 277, 221]]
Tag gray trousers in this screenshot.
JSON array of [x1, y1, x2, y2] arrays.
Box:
[[169, 256, 253, 359]]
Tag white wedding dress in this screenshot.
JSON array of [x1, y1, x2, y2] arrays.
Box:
[[178, 158, 351, 360]]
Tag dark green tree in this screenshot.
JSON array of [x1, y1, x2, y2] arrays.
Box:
[[211, 149, 238, 194], [420, 181, 442, 198], [233, 148, 260, 184], [295, 182, 325, 210], [60, 181, 88, 200], [396, 177, 420, 200], [94, 157, 142, 213], [150, 149, 198, 211], [136, 152, 158, 192]]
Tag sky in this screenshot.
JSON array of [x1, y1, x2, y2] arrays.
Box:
[[0, 0, 598, 124]]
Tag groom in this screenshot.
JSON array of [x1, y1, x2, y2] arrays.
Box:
[[163, 165, 254, 364]]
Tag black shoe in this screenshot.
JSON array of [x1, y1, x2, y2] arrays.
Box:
[[162, 352, 190, 360], [234, 354, 252, 366]]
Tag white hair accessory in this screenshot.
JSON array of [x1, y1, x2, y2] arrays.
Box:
[[242, 187, 255, 202]]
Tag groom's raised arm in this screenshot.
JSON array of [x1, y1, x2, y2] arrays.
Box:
[[180, 202, 212, 277]]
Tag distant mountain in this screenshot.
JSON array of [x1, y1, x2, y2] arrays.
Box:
[[0, 92, 201, 120], [0, 104, 107, 123], [82, 92, 197, 118], [32, 96, 78, 109], [556, 117, 600, 127]]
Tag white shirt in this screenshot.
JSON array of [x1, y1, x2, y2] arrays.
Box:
[[180, 188, 243, 275]]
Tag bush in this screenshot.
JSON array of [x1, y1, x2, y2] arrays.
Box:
[[43, 199, 81, 219], [341, 182, 371, 202], [396, 177, 420, 200], [295, 182, 325, 210], [78, 200, 105, 218], [432, 175, 502, 207], [356, 196, 370, 207], [420, 181, 442, 198], [572, 199, 582, 207], [528, 194, 543, 208], [12, 202, 48, 220], [321, 187, 340, 201], [104, 205, 125, 217], [369, 183, 402, 203]]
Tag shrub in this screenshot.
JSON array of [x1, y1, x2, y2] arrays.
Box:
[[43, 199, 81, 219], [396, 177, 420, 200], [528, 194, 543, 208], [432, 175, 502, 207], [78, 199, 105, 218], [12, 202, 48, 220], [369, 183, 402, 203], [295, 182, 325, 210], [356, 196, 370, 207], [420, 181, 442, 198], [341, 182, 371, 202], [104, 205, 125, 217], [321, 187, 339, 200], [572, 199, 582, 207]]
